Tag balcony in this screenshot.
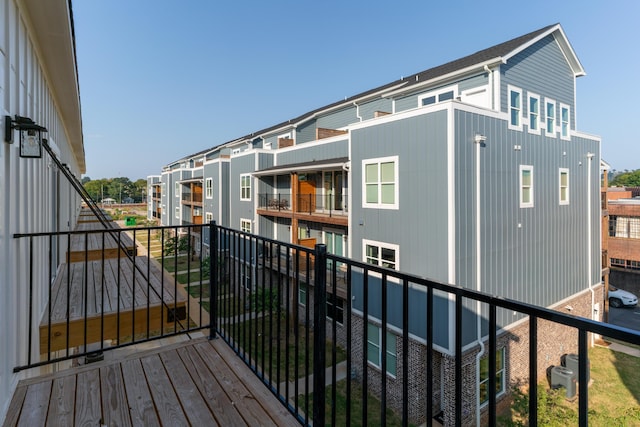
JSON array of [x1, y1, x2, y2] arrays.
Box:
[[9, 223, 640, 426], [257, 192, 348, 226], [181, 191, 203, 205]]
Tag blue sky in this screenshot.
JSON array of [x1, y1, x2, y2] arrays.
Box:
[[73, 0, 640, 180]]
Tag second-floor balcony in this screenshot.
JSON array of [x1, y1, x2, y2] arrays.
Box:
[[257, 192, 348, 225], [182, 191, 203, 204]]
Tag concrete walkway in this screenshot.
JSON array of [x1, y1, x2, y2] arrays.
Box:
[[278, 360, 348, 399], [606, 342, 640, 357]]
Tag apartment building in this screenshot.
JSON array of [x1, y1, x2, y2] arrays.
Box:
[[150, 23, 602, 423], [0, 0, 85, 420]]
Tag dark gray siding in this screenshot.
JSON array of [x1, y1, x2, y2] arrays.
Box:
[[359, 98, 393, 120], [297, 119, 316, 144], [221, 161, 230, 227], [453, 109, 599, 329], [501, 34, 575, 130], [317, 106, 358, 129], [458, 73, 488, 92], [277, 139, 348, 165]]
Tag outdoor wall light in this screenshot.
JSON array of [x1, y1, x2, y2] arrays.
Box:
[[4, 115, 48, 158]]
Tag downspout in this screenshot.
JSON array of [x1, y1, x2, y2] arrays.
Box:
[[587, 152, 595, 346], [474, 134, 487, 426], [353, 101, 362, 122]]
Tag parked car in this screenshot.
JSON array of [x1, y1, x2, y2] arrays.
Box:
[[608, 285, 638, 308]]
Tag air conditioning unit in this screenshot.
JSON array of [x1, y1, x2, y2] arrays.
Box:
[[562, 353, 590, 383], [550, 366, 577, 399]]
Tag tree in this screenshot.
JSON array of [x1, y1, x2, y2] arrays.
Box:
[[610, 169, 640, 187], [81, 176, 91, 184]]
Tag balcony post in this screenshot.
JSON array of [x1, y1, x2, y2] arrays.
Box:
[[313, 244, 327, 426], [209, 220, 218, 340]]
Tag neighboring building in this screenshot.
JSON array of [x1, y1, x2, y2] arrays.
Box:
[[147, 175, 162, 223], [0, 0, 85, 420], [149, 23, 602, 424]]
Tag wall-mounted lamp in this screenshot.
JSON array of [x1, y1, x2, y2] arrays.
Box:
[[474, 134, 487, 144], [4, 115, 48, 158]]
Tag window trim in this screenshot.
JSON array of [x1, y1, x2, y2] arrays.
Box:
[[418, 85, 458, 107], [205, 212, 213, 223], [519, 165, 534, 208], [205, 178, 213, 199], [240, 218, 252, 234], [508, 85, 523, 131], [559, 168, 569, 205], [362, 239, 399, 271], [527, 92, 541, 134], [362, 155, 399, 209], [366, 322, 397, 377], [175, 206, 180, 219], [545, 99, 556, 136], [240, 174, 251, 201], [298, 283, 307, 306], [175, 181, 180, 195], [560, 103, 570, 140], [479, 348, 506, 406]]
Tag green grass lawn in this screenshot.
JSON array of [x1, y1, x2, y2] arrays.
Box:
[[160, 255, 202, 273], [299, 380, 410, 427], [498, 346, 640, 426]]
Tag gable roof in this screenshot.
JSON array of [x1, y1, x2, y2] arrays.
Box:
[[171, 23, 583, 165]]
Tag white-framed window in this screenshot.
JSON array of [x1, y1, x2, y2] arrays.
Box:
[[479, 348, 505, 406], [240, 174, 251, 201], [205, 212, 213, 223], [175, 182, 180, 194], [418, 85, 457, 107], [205, 178, 213, 199], [528, 93, 540, 134], [240, 218, 252, 234], [559, 168, 569, 205], [362, 156, 399, 209], [175, 207, 180, 219], [545, 99, 556, 135], [508, 85, 523, 131], [327, 295, 344, 325], [560, 103, 570, 140], [298, 283, 307, 306], [367, 322, 397, 376], [363, 239, 399, 270], [519, 165, 534, 208]]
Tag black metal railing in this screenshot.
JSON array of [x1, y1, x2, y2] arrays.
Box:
[[13, 224, 211, 372], [257, 192, 348, 217], [13, 221, 640, 426]]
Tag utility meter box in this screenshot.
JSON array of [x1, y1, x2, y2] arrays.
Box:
[[550, 366, 577, 399], [125, 216, 136, 226], [562, 353, 590, 384]]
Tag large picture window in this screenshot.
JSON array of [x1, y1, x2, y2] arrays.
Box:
[[240, 175, 251, 201], [520, 165, 534, 208], [362, 156, 399, 209]]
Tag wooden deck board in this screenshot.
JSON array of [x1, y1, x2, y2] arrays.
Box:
[[3, 338, 299, 427]]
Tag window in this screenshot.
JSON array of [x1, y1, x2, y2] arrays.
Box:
[[519, 165, 534, 208], [610, 216, 640, 239], [327, 295, 344, 325], [240, 175, 251, 201], [205, 212, 213, 223], [363, 239, 398, 270], [362, 156, 399, 209], [298, 283, 307, 306], [419, 86, 456, 107], [528, 93, 540, 133], [610, 258, 625, 267], [175, 182, 180, 194], [508, 86, 523, 130], [559, 168, 569, 205], [560, 104, 570, 139], [175, 207, 180, 219], [479, 348, 505, 405], [367, 323, 397, 376], [240, 218, 252, 234], [545, 99, 556, 135], [205, 178, 213, 199]]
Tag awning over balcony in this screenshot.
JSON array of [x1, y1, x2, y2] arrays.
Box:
[[178, 177, 204, 184], [252, 157, 349, 176]]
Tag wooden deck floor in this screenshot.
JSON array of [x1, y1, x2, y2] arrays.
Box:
[[3, 337, 299, 427]]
